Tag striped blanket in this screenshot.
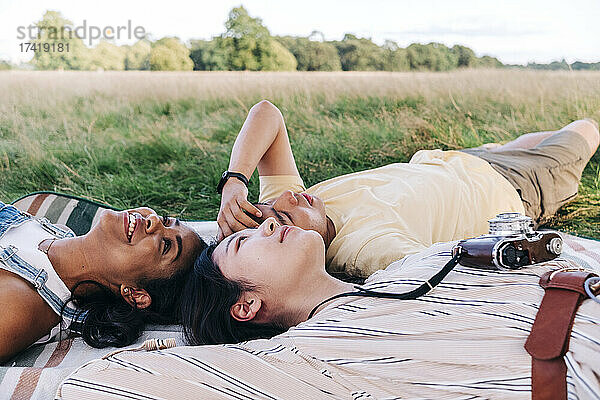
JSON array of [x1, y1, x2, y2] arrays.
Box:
[[1, 193, 599, 399]]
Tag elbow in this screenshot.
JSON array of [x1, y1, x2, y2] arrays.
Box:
[[250, 99, 284, 128], [251, 99, 280, 116]]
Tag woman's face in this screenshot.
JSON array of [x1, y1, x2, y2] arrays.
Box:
[[88, 207, 201, 284], [212, 217, 325, 304], [254, 191, 328, 240]]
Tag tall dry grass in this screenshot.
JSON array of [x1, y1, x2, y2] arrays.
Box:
[[1, 69, 599, 107]]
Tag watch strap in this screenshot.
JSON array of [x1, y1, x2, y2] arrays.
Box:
[[217, 171, 249, 194]]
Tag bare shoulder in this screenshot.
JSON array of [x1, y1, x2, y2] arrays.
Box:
[[0, 270, 60, 363]]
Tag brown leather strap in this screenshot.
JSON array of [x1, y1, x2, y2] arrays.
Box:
[[525, 270, 598, 400]]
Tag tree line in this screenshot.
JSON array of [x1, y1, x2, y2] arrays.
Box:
[[519, 59, 600, 71], [3, 7, 597, 72]]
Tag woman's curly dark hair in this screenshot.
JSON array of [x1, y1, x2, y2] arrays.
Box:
[[63, 237, 208, 348]]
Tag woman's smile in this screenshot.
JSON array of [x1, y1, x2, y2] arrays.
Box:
[[124, 211, 142, 243]]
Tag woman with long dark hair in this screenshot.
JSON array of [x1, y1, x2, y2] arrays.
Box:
[[180, 216, 357, 345], [0, 201, 205, 362]]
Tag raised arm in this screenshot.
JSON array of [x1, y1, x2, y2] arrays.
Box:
[[217, 100, 299, 239]]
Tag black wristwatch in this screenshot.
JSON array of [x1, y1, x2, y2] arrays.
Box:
[[216, 171, 249, 194]]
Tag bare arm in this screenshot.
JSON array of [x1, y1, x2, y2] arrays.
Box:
[[0, 276, 60, 363], [228, 99, 299, 178], [217, 100, 299, 238]]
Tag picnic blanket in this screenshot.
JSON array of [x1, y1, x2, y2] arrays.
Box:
[[1, 193, 599, 399]]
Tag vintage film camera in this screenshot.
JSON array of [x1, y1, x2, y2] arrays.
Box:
[[452, 213, 563, 271]]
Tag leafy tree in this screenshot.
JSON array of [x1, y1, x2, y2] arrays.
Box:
[[258, 40, 297, 71], [451, 45, 476, 68], [381, 40, 409, 71], [30, 11, 91, 70], [220, 6, 297, 71], [190, 39, 228, 70], [276, 35, 341, 71], [0, 60, 11, 70], [225, 6, 270, 39], [476, 55, 503, 68], [524, 60, 600, 71], [124, 39, 151, 70], [88, 40, 125, 70], [527, 59, 570, 70], [149, 37, 193, 71], [407, 42, 457, 71], [331, 34, 384, 71], [571, 61, 600, 70], [221, 36, 258, 70], [222, 6, 268, 70]]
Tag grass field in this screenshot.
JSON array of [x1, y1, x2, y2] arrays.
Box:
[[0, 70, 599, 238]]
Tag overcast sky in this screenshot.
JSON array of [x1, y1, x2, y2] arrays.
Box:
[[1, 0, 598, 65]]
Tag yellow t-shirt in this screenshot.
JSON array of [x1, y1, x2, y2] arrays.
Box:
[[259, 150, 525, 277]]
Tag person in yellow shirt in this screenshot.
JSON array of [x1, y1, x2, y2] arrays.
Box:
[[216, 100, 599, 277]]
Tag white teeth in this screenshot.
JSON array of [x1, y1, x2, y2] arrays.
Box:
[[127, 214, 137, 241]]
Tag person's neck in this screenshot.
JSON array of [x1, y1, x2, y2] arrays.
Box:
[[45, 236, 108, 293], [285, 273, 355, 326], [324, 215, 336, 249]]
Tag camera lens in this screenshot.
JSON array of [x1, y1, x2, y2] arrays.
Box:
[[501, 244, 530, 269], [503, 245, 517, 264]]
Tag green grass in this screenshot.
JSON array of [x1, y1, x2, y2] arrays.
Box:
[[0, 70, 599, 238]]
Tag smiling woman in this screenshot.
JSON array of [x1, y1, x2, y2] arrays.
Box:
[[0, 200, 206, 362]]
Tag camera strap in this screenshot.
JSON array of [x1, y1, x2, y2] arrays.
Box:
[[308, 250, 464, 319], [525, 268, 599, 400]]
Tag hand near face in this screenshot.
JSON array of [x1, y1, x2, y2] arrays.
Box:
[[217, 179, 262, 241]]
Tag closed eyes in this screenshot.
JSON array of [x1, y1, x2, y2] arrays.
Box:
[[236, 235, 248, 251], [280, 211, 293, 223], [272, 208, 292, 225]]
